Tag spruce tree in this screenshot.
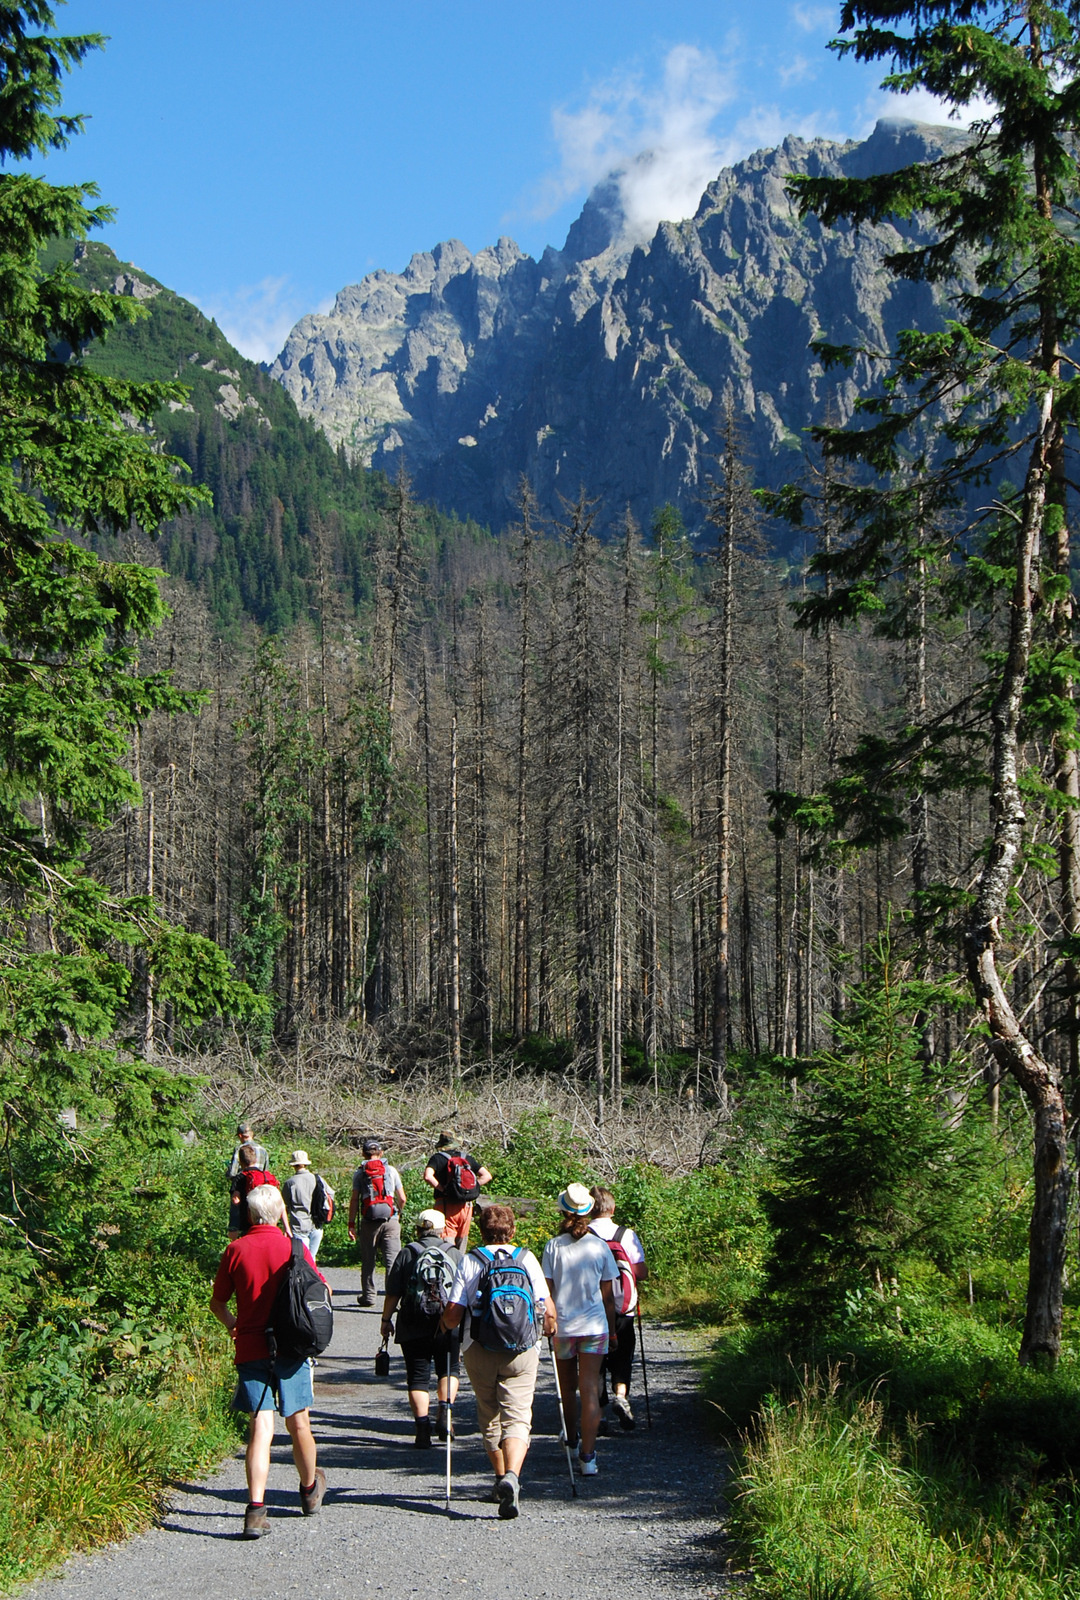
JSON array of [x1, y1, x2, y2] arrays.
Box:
[[764, 0, 1080, 1363], [0, 4, 258, 1247]]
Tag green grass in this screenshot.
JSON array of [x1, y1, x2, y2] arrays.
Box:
[[733, 1367, 1080, 1600], [0, 1337, 238, 1590]]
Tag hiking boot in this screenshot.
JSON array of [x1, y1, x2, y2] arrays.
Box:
[[299, 1468, 326, 1516], [577, 1451, 599, 1477], [242, 1503, 270, 1538], [496, 1470, 520, 1519], [414, 1417, 433, 1449], [357, 1294, 375, 1308], [612, 1393, 635, 1431], [480, 1481, 502, 1503], [436, 1407, 454, 1442]]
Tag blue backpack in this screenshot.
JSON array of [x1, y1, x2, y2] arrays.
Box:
[[469, 1246, 539, 1353]]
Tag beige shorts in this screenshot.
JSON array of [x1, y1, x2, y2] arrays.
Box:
[[462, 1342, 540, 1450]]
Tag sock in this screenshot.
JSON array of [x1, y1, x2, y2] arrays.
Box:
[[247, 1500, 264, 1509], [301, 1480, 317, 1495]]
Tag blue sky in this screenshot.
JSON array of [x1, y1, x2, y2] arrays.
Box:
[[34, 1, 964, 361]]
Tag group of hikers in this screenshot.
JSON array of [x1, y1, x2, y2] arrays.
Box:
[[211, 1123, 648, 1536]]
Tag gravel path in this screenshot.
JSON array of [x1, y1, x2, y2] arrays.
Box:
[[27, 1267, 732, 1600]]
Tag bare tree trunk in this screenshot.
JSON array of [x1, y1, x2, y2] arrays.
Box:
[[448, 710, 462, 1084], [143, 786, 155, 1057], [964, 120, 1069, 1361], [513, 482, 535, 1041]]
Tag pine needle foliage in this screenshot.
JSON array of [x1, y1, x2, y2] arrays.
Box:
[[761, 936, 980, 1332], [0, 2, 262, 1263]]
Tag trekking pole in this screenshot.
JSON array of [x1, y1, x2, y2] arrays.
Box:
[[547, 1336, 578, 1497], [444, 1399, 453, 1513], [636, 1301, 652, 1429]]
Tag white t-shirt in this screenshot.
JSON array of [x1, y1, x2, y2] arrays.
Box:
[[589, 1215, 646, 1266], [541, 1230, 620, 1336], [448, 1245, 548, 1350]]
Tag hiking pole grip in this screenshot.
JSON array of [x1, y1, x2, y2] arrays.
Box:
[[636, 1301, 652, 1429], [548, 1335, 578, 1497]]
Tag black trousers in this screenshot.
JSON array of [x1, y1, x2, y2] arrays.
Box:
[[603, 1311, 636, 1391]]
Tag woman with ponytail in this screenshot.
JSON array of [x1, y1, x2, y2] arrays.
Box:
[[541, 1182, 620, 1477]]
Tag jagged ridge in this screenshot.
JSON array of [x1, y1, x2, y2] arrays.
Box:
[[271, 120, 967, 536]]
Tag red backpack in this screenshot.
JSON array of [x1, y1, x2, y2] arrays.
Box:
[[442, 1153, 479, 1202], [230, 1168, 280, 1230], [358, 1158, 395, 1221], [605, 1226, 640, 1315]]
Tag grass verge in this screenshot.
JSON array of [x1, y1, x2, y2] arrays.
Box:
[[0, 1335, 238, 1591]]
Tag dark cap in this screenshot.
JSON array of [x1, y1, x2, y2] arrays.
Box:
[[362, 1138, 382, 1155]]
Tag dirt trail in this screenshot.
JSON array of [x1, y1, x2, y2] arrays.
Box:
[[27, 1267, 732, 1600]]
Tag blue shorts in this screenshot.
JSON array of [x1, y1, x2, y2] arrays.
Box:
[[233, 1357, 314, 1418]]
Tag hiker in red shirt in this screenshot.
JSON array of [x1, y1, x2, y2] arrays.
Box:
[[210, 1184, 329, 1538]]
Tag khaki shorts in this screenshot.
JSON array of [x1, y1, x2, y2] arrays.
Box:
[[462, 1342, 540, 1450]]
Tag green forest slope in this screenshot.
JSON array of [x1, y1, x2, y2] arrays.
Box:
[[42, 238, 488, 634]]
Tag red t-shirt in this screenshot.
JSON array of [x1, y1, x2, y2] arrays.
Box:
[[211, 1224, 325, 1364]]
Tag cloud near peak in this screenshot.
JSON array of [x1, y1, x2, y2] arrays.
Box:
[[533, 45, 741, 247]]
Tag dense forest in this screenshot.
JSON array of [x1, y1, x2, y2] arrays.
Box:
[[8, 2, 1080, 1597]]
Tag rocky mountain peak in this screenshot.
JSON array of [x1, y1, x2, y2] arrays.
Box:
[[271, 121, 957, 535]]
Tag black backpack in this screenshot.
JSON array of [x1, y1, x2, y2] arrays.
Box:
[[267, 1234, 334, 1362], [469, 1245, 538, 1353], [311, 1174, 332, 1227]]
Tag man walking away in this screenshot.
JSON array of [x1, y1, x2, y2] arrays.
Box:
[[228, 1143, 280, 1241], [422, 1129, 492, 1249], [227, 1122, 269, 1179], [348, 1137, 406, 1307], [588, 1185, 648, 1431], [210, 1184, 328, 1538], [440, 1203, 555, 1520], [283, 1150, 335, 1262], [381, 1208, 462, 1446]]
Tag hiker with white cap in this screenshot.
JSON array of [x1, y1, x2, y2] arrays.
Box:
[[282, 1151, 335, 1262], [541, 1182, 620, 1477], [380, 1208, 463, 1447]]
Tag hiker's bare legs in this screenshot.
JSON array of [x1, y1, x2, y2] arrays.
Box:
[[285, 1408, 318, 1484], [486, 1435, 529, 1478], [556, 1355, 580, 1441], [245, 1410, 275, 1502], [577, 1352, 605, 1455]]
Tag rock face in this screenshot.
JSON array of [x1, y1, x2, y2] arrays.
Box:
[[271, 119, 966, 534]]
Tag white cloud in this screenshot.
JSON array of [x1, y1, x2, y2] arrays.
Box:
[[534, 45, 738, 244], [778, 54, 816, 87], [791, 4, 835, 33], [187, 276, 328, 365], [858, 86, 996, 136]]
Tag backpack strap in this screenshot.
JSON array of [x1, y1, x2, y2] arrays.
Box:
[[613, 1225, 627, 1246]]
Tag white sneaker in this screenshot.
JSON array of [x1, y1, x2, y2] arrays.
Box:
[[578, 1451, 599, 1477]]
